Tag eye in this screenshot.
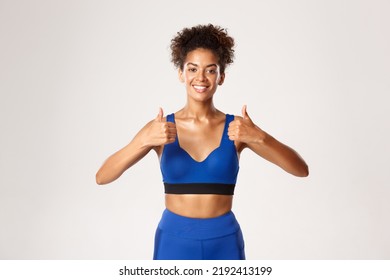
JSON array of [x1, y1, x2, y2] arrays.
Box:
[[188, 68, 197, 72], [207, 69, 217, 74]]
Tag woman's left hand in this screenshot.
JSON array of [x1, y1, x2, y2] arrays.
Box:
[[228, 105, 265, 144], [229, 105, 309, 177]]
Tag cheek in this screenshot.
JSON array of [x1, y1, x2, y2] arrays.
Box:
[[210, 75, 220, 84], [180, 74, 189, 83], [184, 73, 195, 83]]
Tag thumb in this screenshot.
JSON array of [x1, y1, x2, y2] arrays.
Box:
[[242, 105, 251, 120], [155, 107, 163, 122]]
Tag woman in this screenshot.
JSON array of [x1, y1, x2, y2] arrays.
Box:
[[96, 24, 309, 260]]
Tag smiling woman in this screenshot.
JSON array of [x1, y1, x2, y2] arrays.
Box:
[[178, 49, 224, 104], [96, 24, 309, 260]]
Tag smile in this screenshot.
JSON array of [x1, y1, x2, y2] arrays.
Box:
[[193, 85, 209, 93]]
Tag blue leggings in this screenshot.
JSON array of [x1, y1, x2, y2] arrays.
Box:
[[153, 209, 245, 260]]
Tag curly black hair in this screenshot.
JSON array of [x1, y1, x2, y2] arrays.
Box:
[[170, 24, 235, 73]]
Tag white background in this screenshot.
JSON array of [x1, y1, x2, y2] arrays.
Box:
[[1, 0, 389, 259]]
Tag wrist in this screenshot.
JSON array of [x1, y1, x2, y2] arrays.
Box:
[[253, 125, 267, 144], [132, 132, 153, 150]]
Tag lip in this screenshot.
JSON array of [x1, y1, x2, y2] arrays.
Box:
[[192, 85, 209, 93]]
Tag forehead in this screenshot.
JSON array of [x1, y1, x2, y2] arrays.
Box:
[[184, 48, 219, 66]]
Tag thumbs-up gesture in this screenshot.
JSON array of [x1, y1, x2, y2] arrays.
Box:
[[155, 107, 164, 122], [145, 107, 177, 147], [228, 105, 265, 144]]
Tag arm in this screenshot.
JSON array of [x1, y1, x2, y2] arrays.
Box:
[[228, 105, 309, 177], [95, 108, 177, 185]]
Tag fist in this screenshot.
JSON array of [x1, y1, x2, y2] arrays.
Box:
[[147, 107, 177, 146], [228, 105, 263, 143]]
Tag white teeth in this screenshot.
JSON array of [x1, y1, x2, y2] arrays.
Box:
[[194, 85, 207, 90]]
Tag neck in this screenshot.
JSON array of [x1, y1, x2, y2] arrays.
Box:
[[182, 99, 218, 119]]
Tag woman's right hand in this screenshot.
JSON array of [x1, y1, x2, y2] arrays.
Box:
[[95, 108, 176, 185], [143, 108, 177, 148]]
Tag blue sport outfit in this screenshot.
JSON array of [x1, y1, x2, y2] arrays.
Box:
[[154, 113, 245, 260]]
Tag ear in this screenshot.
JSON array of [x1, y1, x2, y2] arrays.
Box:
[[218, 72, 225, 86], [178, 69, 185, 83]]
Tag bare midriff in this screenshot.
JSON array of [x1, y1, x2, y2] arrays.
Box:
[[165, 194, 233, 218]]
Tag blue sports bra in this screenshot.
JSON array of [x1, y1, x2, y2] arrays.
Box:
[[160, 113, 239, 195]]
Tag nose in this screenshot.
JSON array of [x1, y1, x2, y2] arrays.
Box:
[[196, 70, 206, 81]]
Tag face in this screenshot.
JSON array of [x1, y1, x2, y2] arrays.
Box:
[[178, 48, 225, 102]]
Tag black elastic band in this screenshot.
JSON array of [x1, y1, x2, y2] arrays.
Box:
[[164, 183, 235, 195]]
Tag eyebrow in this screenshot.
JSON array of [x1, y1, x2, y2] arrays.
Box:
[[186, 62, 218, 68]]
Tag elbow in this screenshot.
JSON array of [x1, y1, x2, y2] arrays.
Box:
[[96, 168, 118, 185], [290, 163, 309, 177], [299, 164, 309, 177], [95, 173, 103, 185], [95, 171, 107, 185]]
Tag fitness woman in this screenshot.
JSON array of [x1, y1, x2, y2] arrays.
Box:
[[96, 24, 309, 260]]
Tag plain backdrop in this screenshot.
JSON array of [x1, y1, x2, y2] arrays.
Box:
[[1, 0, 389, 259]]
